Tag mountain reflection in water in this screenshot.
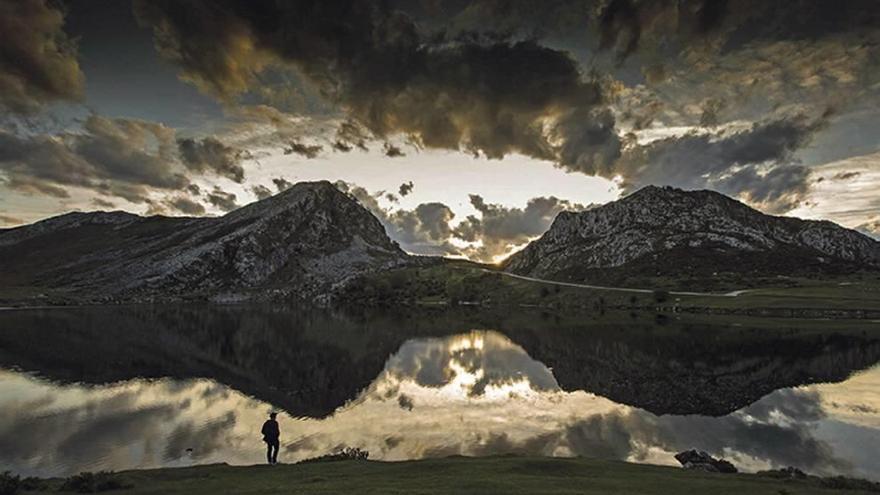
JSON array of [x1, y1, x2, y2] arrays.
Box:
[[0, 306, 879, 480]]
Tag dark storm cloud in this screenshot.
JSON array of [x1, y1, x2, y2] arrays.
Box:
[[0, 113, 254, 207], [334, 120, 370, 153], [832, 171, 861, 181], [398, 181, 414, 197], [283, 141, 323, 159], [206, 186, 239, 212], [133, 0, 619, 172], [334, 180, 460, 256], [616, 114, 826, 212], [177, 137, 246, 183], [272, 177, 293, 193], [165, 195, 206, 216], [714, 164, 812, 214], [0, 0, 85, 114], [335, 180, 596, 259], [250, 184, 273, 200], [0, 114, 188, 203], [455, 194, 593, 261], [384, 143, 405, 157], [597, 0, 729, 62]]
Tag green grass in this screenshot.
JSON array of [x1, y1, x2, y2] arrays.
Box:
[[30, 457, 880, 495], [343, 262, 880, 316]]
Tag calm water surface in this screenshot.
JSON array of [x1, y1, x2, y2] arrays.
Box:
[[1, 305, 879, 480]]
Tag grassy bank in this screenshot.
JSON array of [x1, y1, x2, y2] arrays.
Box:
[[15, 456, 880, 495]]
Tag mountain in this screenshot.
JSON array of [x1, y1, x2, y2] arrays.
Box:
[[0, 181, 410, 304], [503, 185, 880, 290], [2, 305, 878, 418]]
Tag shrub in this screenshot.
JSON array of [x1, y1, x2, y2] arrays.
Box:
[[818, 476, 880, 492], [301, 447, 370, 464], [652, 290, 669, 303], [0, 472, 20, 495], [60, 472, 132, 493]]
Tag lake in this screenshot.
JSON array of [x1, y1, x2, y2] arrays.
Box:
[[1, 305, 879, 480]]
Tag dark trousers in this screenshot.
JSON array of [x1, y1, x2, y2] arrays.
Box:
[[266, 439, 279, 464]]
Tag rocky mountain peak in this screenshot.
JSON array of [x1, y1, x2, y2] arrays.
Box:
[[504, 186, 880, 289], [0, 181, 410, 303]]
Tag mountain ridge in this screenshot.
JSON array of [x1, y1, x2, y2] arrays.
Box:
[[2, 182, 878, 304], [502, 185, 880, 290], [0, 181, 410, 304]]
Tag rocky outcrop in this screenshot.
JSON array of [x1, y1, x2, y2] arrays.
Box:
[[0, 181, 411, 303], [503, 186, 880, 287], [675, 450, 738, 473]]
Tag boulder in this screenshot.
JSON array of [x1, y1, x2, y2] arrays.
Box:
[[674, 450, 738, 474]]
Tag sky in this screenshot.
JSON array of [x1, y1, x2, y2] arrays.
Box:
[[1, 0, 879, 261]]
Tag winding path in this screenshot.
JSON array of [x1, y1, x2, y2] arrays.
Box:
[[487, 270, 751, 298]]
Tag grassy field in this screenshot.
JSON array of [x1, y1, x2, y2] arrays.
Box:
[[19, 457, 880, 495], [340, 261, 880, 315]]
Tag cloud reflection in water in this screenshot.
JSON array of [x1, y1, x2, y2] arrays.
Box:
[[1, 330, 879, 480]]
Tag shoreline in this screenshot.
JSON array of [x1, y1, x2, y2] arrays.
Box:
[[10, 456, 880, 494]]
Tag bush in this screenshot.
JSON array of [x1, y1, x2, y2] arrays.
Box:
[[301, 447, 370, 464], [652, 290, 669, 303], [818, 476, 880, 492], [0, 472, 20, 495], [60, 472, 132, 493]]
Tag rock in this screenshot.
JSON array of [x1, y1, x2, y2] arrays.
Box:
[[0, 181, 412, 304], [674, 449, 738, 474], [503, 185, 880, 287]]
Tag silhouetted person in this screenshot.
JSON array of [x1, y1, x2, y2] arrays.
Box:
[[261, 412, 280, 464]]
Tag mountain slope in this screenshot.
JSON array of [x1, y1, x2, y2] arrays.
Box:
[[503, 186, 880, 290], [0, 181, 410, 303]]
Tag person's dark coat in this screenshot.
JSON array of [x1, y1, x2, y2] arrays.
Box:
[[261, 419, 280, 443]]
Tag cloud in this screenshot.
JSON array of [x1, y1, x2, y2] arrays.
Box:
[[0, 0, 85, 114], [857, 220, 880, 240], [283, 141, 323, 158], [133, 0, 620, 174], [454, 194, 593, 261], [165, 196, 206, 216], [272, 177, 293, 193], [384, 143, 405, 158], [163, 412, 236, 461], [91, 198, 115, 209], [250, 184, 273, 200], [177, 137, 245, 183], [335, 180, 593, 259], [0, 114, 252, 209], [206, 186, 238, 212], [0, 115, 188, 203], [334, 180, 459, 256], [398, 181, 414, 197], [0, 214, 23, 226], [833, 171, 861, 181], [615, 115, 826, 212]]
